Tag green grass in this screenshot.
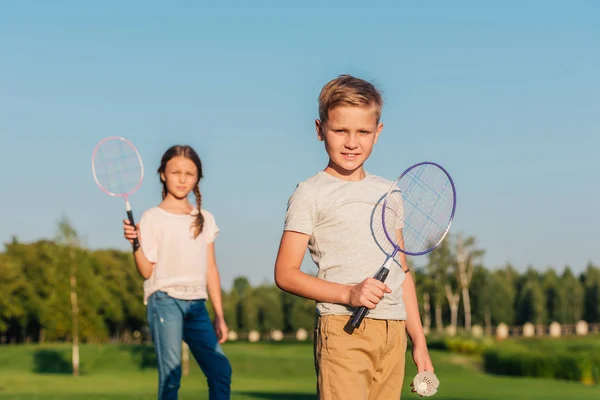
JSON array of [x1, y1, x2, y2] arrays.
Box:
[[0, 342, 598, 399]]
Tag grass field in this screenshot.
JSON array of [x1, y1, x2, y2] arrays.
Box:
[[0, 341, 598, 399]]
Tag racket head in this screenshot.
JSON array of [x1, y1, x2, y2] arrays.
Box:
[[91, 136, 144, 198], [382, 161, 456, 256]]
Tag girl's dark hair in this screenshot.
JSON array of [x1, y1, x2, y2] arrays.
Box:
[[158, 145, 204, 238]]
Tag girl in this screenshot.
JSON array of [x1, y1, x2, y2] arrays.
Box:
[[122, 145, 232, 400]]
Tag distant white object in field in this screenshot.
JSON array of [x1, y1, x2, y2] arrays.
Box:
[[496, 323, 509, 339], [523, 322, 535, 337], [549, 322, 561, 337], [413, 371, 440, 397], [576, 320, 588, 336], [445, 325, 456, 337], [248, 330, 260, 343], [228, 331, 238, 341], [271, 330, 284, 341], [296, 328, 308, 341]]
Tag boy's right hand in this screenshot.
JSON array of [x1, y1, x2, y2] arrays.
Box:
[[347, 278, 392, 309], [123, 219, 140, 245]]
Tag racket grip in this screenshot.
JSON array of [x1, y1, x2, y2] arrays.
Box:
[[127, 209, 140, 252], [348, 267, 390, 329]]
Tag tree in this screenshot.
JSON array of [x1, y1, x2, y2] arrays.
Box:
[[468, 266, 489, 328], [0, 251, 26, 338], [455, 234, 485, 331], [542, 269, 564, 323], [427, 237, 457, 333], [254, 284, 284, 333], [55, 216, 81, 377], [487, 268, 516, 327], [281, 291, 315, 332], [231, 276, 258, 332], [560, 267, 584, 324], [583, 263, 600, 323], [413, 268, 432, 333], [516, 269, 546, 325]]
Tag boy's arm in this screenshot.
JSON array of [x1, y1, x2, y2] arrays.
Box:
[[274, 230, 391, 308], [399, 251, 434, 373]]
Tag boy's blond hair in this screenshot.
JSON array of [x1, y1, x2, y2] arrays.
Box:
[[318, 74, 383, 123]]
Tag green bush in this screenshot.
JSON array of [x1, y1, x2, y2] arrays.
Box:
[[424, 335, 493, 355], [483, 347, 599, 384]]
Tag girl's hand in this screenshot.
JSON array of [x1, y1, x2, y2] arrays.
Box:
[[213, 316, 229, 344], [122, 219, 140, 245]]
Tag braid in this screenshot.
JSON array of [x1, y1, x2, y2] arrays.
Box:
[[193, 183, 205, 238]]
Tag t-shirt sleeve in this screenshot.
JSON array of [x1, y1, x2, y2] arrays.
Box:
[[284, 182, 317, 236], [139, 211, 159, 263], [202, 210, 220, 244]]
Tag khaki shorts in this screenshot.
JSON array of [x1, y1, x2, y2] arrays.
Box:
[[314, 314, 407, 400]]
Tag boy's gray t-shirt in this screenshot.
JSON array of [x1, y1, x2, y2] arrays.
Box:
[[284, 171, 407, 321]]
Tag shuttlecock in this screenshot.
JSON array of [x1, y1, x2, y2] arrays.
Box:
[[412, 371, 439, 397]]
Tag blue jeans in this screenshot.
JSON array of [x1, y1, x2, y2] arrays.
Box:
[[147, 291, 232, 400]]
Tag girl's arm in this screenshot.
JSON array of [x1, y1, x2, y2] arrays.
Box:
[[206, 242, 228, 343], [123, 219, 154, 279], [274, 231, 391, 308]]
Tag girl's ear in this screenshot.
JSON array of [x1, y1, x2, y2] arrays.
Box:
[[160, 172, 166, 182]]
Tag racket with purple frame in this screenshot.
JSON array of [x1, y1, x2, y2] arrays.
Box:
[[91, 136, 144, 251], [348, 161, 457, 329]]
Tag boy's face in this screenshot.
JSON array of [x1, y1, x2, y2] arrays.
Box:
[[316, 105, 383, 180]]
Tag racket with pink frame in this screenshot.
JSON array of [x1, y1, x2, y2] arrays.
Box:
[[92, 136, 144, 251]]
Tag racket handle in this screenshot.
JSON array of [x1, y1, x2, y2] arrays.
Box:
[[348, 266, 390, 329], [126, 209, 140, 252]]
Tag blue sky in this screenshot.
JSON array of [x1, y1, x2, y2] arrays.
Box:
[[1, 1, 598, 289]]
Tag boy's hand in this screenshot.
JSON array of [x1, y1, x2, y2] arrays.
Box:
[[411, 344, 434, 373], [122, 219, 140, 245], [347, 278, 392, 309]]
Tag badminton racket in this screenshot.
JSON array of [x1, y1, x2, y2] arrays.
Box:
[[348, 161, 457, 329], [91, 136, 144, 251]]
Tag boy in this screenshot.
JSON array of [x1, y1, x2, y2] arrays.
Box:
[[274, 74, 433, 399]]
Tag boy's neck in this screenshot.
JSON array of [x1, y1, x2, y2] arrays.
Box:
[[323, 162, 367, 182]]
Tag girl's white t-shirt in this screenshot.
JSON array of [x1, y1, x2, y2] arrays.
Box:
[[138, 206, 219, 305]]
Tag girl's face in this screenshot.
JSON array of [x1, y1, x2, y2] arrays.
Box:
[[160, 156, 198, 200]]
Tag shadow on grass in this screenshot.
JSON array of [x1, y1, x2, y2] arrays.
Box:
[[33, 349, 72, 374], [127, 344, 157, 370], [233, 392, 316, 400]]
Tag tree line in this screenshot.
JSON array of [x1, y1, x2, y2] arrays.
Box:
[[0, 218, 599, 344]]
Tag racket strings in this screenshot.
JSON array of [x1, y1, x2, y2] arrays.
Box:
[[405, 167, 448, 235], [384, 164, 454, 254], [405, 168, 451, 250], [385, 190, 434, 251], [93, 139, 143, 196]]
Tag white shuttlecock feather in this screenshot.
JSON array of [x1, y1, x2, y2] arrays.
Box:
[[412, 371, 439, 397]]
